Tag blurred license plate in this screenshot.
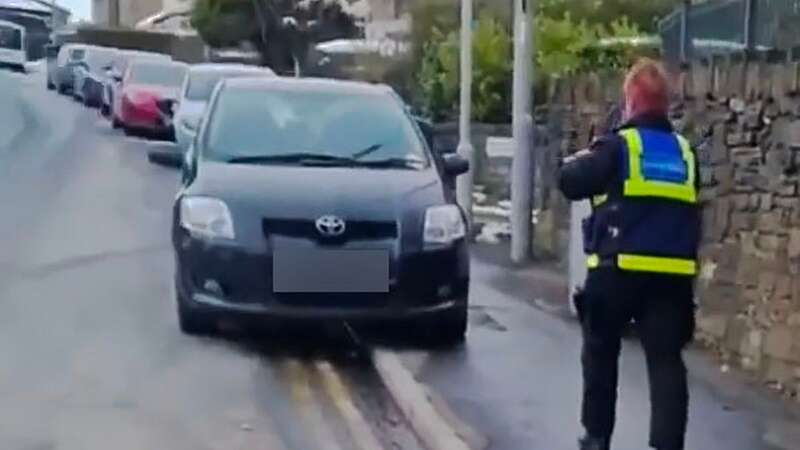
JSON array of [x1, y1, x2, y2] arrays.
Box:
[[273, 248, 389, 293]]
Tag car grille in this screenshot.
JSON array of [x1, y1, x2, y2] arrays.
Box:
[[263, 218, 398, 241]]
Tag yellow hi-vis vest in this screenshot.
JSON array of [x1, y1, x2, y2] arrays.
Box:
[[586, 127, 699, 276]]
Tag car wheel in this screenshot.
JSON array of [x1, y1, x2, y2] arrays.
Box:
[[123, 126, 133, 136], [47, 80, 55, 90], [176, 285, 215, 335], [423, 304, 468, 347], [100, 104, 110, 117], [112, 117, 121, 129], [57, 84, 66, 95]]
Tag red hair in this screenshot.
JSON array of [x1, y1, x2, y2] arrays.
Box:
[[623, 59, 670, 117]]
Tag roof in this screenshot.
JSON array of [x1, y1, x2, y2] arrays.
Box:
[[130, 59, 189, 69], [222, 77, 390, 96], [30, 0, 70, 14], [0, 18, 24, 28], [189, 63, 275, 75], [0, 0, 51, 14]]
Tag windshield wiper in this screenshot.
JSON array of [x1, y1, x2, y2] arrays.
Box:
[[356, 157, 425, 169], [226, 152, 356, 165], [351, 143, 384, 160]]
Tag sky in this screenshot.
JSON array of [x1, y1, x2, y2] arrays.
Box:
[[57, 0, 90, 21]]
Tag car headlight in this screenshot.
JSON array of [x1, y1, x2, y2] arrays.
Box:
[[424, 205, 466, 245], [179, 197, 235, 240]]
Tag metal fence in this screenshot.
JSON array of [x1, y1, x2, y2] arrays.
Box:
[[660, 0, 800, 63]]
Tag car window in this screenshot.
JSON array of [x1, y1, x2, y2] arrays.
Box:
[[185, 69, 270, 101], [69, 48, 86, 61], [203, 86, 428, 165], [129, 63, 187, 86], [87, 49, 116, 73], [0, 27, 22, 50]]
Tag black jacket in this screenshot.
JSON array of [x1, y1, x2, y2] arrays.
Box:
[[558, 113, 682, 201]]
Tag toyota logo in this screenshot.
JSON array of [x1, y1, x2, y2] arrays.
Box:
[[315, 215, 346, 237]]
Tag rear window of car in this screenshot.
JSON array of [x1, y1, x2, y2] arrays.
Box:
[[129, 62, 187, 87], [69, 48, 86, 61], [88, 49, 116, 72], [185, 68, 271, 101], [203, 85, 428, 165]]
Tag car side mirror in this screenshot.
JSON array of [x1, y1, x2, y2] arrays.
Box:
[[156, 98, 176, 118], [147, 149, 183, 168], [442, 153, 469, 177]]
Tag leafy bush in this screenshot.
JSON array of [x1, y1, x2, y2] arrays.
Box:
[[413, 3, 655, 123], [416, 14, 511, 123]]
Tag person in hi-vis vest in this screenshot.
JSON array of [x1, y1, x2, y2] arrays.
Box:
[[558, 59, 700, 450]]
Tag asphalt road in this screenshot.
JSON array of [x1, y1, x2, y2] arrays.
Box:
[[0, 69, 424, 450], [1, 67, 799, 450]]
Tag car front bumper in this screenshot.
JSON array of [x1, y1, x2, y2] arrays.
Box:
[[174, 231, 470, 322]]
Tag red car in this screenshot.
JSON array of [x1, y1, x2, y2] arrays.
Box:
[[113, 60, 188, 138]]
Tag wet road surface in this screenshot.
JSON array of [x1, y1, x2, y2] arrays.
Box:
[[0, 69, 422, 450]]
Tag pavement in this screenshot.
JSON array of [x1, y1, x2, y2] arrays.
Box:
[[0, 66, 798, 450]]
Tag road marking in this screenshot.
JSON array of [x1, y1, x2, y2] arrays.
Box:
[[283, 358, 345, 450], [373, 350, 476, 450], [315, 360, 384, 450]]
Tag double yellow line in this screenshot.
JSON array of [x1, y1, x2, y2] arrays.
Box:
[[281, 358, 383, 450]]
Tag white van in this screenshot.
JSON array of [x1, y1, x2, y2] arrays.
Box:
[[0, 20, 26, 72]]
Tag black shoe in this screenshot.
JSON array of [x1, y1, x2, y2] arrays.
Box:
[[579, 435, 610, 450]]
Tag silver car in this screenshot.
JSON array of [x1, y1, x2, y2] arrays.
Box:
[[173, 63, 275, 153], [55, 44, 90, 95], [73, 46, 117, 106]]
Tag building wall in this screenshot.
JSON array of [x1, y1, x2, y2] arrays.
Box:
[[92, 0, 163, 27], [91, 0, 108, 25], [118, 0, 162, 27]]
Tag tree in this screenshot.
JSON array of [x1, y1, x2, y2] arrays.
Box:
[[192, 0, 359, 74]]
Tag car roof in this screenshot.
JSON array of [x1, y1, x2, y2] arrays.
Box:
[[221, 77, 391, 96], [189, 63, 274, 74], [130, 59, 188, 69]]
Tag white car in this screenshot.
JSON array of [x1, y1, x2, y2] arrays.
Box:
[[173, 63, 275, 153]]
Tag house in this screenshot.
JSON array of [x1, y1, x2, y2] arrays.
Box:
[[92, 0, 163, 28], [0, 0, 72, 58]]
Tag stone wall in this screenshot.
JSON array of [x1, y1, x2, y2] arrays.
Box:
[[554, 55, 800, 397]]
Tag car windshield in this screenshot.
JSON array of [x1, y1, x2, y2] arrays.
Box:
[[129, 63, 186, 86], [204, 86, 428, 167], [0, 27, 21, 50], [185, 69, 270, 101]]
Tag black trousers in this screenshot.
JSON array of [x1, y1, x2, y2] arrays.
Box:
[[576, 267, 695, 450]]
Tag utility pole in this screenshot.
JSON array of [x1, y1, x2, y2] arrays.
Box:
[[744, 0, 757, 50], [679, 0, 692, 65], [456, 0, 475, 226], [510, 0, 534, 264]]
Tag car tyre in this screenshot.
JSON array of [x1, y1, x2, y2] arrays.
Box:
[[47, 80, 55, 90], [112, 117, 121, 129], [176, 285, 215, 335], [423, 304, 468, 347]]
